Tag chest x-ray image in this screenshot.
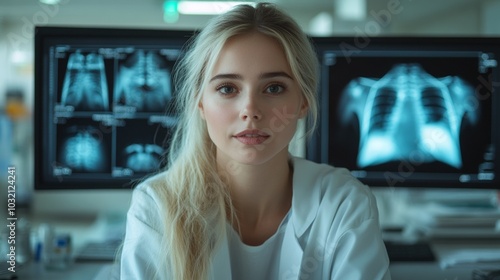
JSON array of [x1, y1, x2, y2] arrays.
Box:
[[57, 124, 110, 173], [114, 50, 173, 112], [338, 63, 478, 169], [60, 51, 110, 111]]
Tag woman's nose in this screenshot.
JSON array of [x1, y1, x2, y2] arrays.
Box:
[[239, 92, 262, 121]]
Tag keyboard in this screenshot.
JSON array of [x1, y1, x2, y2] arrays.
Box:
[[75, 239, 122, 262], [384, 241, 436, 262]]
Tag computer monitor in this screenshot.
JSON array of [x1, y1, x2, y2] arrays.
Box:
[[34, 26, 193, 215], [308, 36, 500, 189]]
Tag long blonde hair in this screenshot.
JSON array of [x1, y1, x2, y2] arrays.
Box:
[[152, 3, 319, 279]]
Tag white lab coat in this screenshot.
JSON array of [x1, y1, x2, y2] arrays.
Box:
[[120, 157, 391, 279]]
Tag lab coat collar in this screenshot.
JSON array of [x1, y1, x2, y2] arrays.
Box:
[[211, 235, 232, 279], [278, 216, 304, 279], [290, 157, 321, 237]]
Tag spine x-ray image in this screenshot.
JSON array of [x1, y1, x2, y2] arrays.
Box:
[[60, 51, 110, 111], [115, 50, 173, 112], [338, 63, 478, 169]]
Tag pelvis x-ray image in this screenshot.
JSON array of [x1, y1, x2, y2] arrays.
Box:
[[115, 50, 173, 112], [58, 125, 108, 172], [60, 51, 110, 111], [124, 144, 164, 172], [116, 120, 169, 173], [338, 63, 478, 169]]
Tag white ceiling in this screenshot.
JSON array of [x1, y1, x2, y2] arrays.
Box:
[[0, 0, 493, 35], [0, 0, 481, 22]]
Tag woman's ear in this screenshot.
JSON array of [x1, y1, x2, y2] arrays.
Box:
[[298, 99, 309, 119], [198, 101, 206, 120]]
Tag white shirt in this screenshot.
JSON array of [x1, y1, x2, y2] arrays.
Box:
[[120, 157, 392, 279], [228, 211, 290, 280]]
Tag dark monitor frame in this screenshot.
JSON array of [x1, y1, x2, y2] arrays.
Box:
[[34, 26, 194, 190], [308, 36, 500, 189]]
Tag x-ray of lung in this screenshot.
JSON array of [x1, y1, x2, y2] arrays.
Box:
[[115, 50, 173, 112], [115, 120, 172, 173], [57, 123, 111, 173], [60, 51, 110, 111], [325, 51, 497, 176], [45, 41, 184, 183], [338, 63, 477, 169]]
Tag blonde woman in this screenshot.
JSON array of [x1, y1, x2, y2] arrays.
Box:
[[120, 3, 391, 279]]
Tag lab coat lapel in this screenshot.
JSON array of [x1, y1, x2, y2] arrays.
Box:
[[278, 218, 304, 280], [210, 236, 232, 280]]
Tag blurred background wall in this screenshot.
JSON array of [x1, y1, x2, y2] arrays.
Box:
[[0, 0, 499, 204]]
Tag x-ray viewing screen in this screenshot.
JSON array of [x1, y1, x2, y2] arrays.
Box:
[[35, 27, 191, 189], [312, 42, 500, 188]]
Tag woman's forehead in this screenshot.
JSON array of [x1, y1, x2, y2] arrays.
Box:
[[210, 32, 292, 77]]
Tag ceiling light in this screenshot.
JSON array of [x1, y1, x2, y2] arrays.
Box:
[[39, 0, 61, 5], [178, 1, 255, 15]]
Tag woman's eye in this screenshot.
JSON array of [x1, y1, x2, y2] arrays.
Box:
[[266, 84, 285, 94], [216, 85, 237, 95]]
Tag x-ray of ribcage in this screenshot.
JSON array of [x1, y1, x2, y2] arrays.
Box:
[[115, 50, 172, 112], [339, 63, 478, 169], [124, 144, 164, 172], [59, 126, 107, 172], [60, 52, 110, 111]]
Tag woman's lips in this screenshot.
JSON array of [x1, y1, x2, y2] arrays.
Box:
[[234, 129, 270, 145]]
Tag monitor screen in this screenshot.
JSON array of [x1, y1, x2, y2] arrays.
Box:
[[309, 36, 500, 189], [34, 26, 193, 190]]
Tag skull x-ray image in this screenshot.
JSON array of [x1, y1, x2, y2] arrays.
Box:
[[338, 63, 478, 169], [57, 124, 110, 173], [60, 51, 110, 111], [115, 50, 173, 112]]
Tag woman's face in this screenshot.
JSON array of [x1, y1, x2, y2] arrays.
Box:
[[199, 32, 307, 168]]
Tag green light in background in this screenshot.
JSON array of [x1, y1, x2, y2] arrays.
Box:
[[163, 0, 179, 23]]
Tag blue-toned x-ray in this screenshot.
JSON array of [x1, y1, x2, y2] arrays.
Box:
[[60, 51, 110, 111], [338, 63, 478, 169], [124, 144, 164, 172], [115, 119, 170, 173], [115, 50, 173, 112], [59, 126, 107, 172]]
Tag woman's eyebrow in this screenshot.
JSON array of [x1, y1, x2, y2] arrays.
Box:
[[260, 71, 294, 80], [209, 71, 294, 83], [209, 73, 242, 82]]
